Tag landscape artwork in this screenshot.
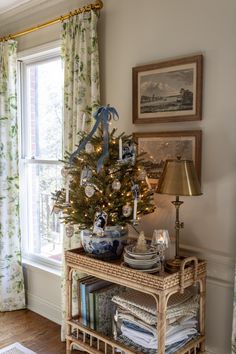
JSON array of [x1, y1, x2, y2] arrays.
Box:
[[139, 66, 195, 116], [134, 131, 202, 185], [133, 55, 203, 123]]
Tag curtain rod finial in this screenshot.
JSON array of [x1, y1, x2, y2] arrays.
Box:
[[95, 0, 103, 9]]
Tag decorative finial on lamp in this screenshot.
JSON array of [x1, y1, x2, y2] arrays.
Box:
[[156, 157, 202, 272]]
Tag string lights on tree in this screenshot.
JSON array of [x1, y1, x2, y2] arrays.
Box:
[[52, 105, 156, 236]]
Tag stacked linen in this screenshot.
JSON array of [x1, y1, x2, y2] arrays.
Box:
[[112, 288, 199, 353]]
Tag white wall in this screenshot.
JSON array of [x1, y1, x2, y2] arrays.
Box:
[[1, 1, 236, 353], [99, 3, 236, 352]]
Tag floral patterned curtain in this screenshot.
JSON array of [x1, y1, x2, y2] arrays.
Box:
[[232, 266, 236, 353], [0, 40, 25, 311], [61, 10, 100, 340]]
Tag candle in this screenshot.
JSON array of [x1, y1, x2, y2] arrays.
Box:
[[133, 198, 138, 221], [81, 113, 86, 132], [145, 176, 152, 190], [119, 138, 122, 160], [159, 234, 164, 244]]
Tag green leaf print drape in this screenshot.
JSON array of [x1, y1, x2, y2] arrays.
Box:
[[61, 10, 100, 340], [0, 40, 25, 311]]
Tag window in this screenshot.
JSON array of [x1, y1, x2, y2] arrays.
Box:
[[19, 44, 63, 269]]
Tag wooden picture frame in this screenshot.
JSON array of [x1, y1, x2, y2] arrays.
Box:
[[132, 55, 203, 124], [133, 130, 202, 186]]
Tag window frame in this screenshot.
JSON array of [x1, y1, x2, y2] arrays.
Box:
[[18, 41, 63, 272]]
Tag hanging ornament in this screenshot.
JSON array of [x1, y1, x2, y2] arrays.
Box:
[[112, 179, 121, 191], [85, 142, 94, 154], [138, 169, 147, 180], [122, 203, 132, 217], [53, 205, 61, 214], [65, 175, 73, 203], [52, 191, 62, 214], [118, 140, 136, 165], [93, 211, 108, 236], [119, 137, 123, 160], [66, 225, 74, 238], [80, 167, 92, 186], [85, 184, 95, 198], [131, 183, 139, 225], [61, 167, 69, 178]]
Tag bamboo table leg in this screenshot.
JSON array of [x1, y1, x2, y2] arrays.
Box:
[[199, 277, 206, 352], [156, 292, 167, 354], [66, 265, 73, 354]]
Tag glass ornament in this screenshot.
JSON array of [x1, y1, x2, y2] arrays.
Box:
[[61, 167, 69, 178], [66, 225, 74, 238], [85, 185, 95, 198], [53, 206, 60, 214], [122, 203, 132, 217], [85, 142, 94, 154], [112, 179, 121, 191]]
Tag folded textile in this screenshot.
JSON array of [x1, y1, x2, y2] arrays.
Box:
[[114, 309, 156, 335], [115, 305, 198, 328], [117, 333, 198, 354], [112, 288, 193, 316], [119, 315, 198, 349], [112, 294, 199, 325]]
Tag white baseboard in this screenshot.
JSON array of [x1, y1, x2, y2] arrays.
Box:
[[26, 291, 62, 325]]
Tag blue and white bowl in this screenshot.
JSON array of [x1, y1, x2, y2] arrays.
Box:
[[81, 225, 128, 260]]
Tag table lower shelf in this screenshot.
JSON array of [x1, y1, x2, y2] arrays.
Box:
[[66, 319, 205, 354]]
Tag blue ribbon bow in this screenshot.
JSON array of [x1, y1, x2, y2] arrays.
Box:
[[69, 105, 119, 172]]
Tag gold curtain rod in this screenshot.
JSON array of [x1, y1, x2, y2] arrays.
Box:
[[0, 0, 103, 42]]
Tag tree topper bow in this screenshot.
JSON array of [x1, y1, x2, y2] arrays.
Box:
[[69, 105, 119, 172]]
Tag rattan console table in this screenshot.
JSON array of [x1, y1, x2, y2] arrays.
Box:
[[65, 247, 206, 354]]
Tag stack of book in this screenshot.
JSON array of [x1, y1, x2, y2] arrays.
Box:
[[79, 276, 124, 336], [112, 288, 200, 353]]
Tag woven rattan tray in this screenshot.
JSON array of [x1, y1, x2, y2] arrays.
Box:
[[65, 247, 206, 293]]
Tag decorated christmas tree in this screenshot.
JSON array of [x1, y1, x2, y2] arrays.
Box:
[[53, 106, 155, 238]]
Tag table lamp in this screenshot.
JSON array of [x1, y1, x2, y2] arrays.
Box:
[[156, 156, 202, 272]]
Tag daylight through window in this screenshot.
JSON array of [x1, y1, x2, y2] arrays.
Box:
[[19, 49, 63, 267]]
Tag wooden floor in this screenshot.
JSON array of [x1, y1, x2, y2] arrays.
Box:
[[0, 309, 68, 354]]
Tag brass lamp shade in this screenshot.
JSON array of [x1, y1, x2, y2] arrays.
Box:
[[156, 158, 202, 272], [157, 159, 202, 196]]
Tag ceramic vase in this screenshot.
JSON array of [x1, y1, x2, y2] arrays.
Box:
[[80, 225, 128, 260]]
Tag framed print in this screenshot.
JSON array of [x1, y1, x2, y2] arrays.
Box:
[[133, 130, 202, 186], [133, 55, 203, 124]]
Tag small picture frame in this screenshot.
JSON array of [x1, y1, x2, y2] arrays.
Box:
[[93, 211, 108, 236], [133, 55, 203, 124], [120, 141, 136, 164], [133, 130, 202, 187]]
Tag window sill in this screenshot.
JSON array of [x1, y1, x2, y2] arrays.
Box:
[[22, 257, 62, 277]]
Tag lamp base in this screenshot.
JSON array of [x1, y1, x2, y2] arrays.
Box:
[[165, 257, 185, 273]]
